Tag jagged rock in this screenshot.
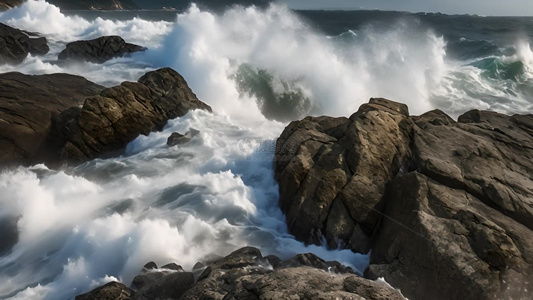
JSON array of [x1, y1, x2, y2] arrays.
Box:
[[142, 262, 157, 270], [167, 128, 200, 146], [0, 22, 49, 64], [274, 98, 533, 300], [75, 282, 134, 300], [0, 72, 103, 167], [135, 272, 195, 300], [0, 67, 211, 168], [59, 67, 212, 163], [161, 263, 183, 271], [131, 262, 185, 290], [58, 36, 146, 64], [278, 253, 355, 274], [0, 216, 18, 256], [78, 247, 403, 300], [181, 247, 403, 300]]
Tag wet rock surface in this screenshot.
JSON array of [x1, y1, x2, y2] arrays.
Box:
[[274, 98, 533, 300], [58, 36, 146, 64], [0, 67, 211, 167], [167, 129, 200, 146], [76, 247, 404, 300], [0, 22, 49, 65], [59, 67, 212, 163], [0, 72, 103, 167]]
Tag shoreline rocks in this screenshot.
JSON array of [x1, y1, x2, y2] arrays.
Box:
[[0, 67, 211, 167], [0, 22, 49, 65], [58, 36, 146, 64], [274, 98, 533, 300], [60, 67, 212, 163], [76, 247, 404, 300], [0, 72, 103, 167]]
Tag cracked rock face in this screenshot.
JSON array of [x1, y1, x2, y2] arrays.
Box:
[[274, 98, 533, 300]]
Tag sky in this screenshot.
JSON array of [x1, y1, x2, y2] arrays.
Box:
[[280, 0, 533, 16]]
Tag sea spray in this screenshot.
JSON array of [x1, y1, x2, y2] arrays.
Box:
[[145, 4, 447, 118]]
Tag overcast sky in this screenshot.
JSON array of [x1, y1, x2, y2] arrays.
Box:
[[280, 0, 533, 16]]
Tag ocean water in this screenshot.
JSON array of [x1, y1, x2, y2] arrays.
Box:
[[0, 1, 532, 299]]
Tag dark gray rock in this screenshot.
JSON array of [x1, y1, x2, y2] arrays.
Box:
[[75, 282, 134, 300], [131, 262, 185, 290], [180, 247, 403, 300], [58, 36, 146, 64], [0, 22, 49, 65], [278, 253, 355, 274], [78, 247, 403, 300], [135, 272, 195, 299], [167, 128, 200, 147], [142, 262, 157, 270], [0, 72, 103, 167], [161, 263, 183, 271], [274, 98, 533, 300]]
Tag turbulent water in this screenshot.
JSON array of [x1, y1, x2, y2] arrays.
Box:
[[0, 1, 532, 299]]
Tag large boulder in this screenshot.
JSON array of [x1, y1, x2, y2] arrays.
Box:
[[0, 22, 49, 64], [274, 98, 533, 300], [274, 98, 411, 252], [59, 67, 212, 163], [77, 247, 404, 300], [58, 36, 146, 64], [0, 67, 211, 168], [0, 72, 103, 167]]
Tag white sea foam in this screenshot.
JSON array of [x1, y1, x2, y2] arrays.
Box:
[[0, 110, 367, 299], [144, 4, 447, 117]]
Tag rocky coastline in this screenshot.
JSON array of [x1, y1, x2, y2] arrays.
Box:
[[72, 98, 533, 299], [0, 13, 531, 300], [274, 98, 533, 300], [76, 247, 404, 300]]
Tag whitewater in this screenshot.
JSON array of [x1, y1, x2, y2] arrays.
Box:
[[0, 1, 532, 299]]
